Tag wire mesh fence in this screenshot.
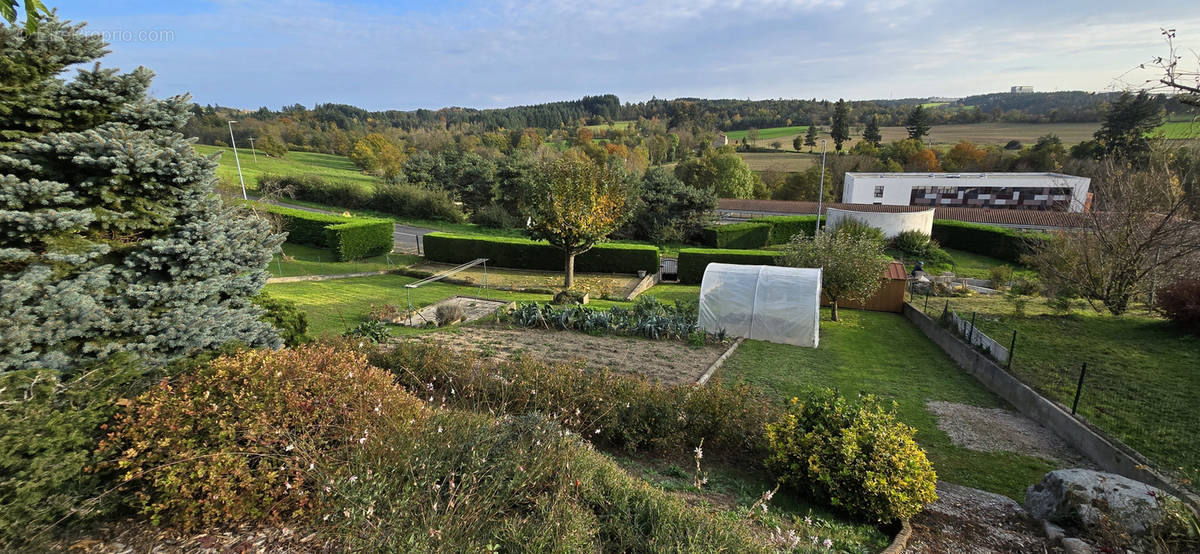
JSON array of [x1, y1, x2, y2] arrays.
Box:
[[915, 295, 1199, 494]]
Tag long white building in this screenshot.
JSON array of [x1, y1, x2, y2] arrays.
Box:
[[842, 172, 1091, 212]]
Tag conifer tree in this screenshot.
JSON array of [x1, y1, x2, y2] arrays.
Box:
[[0, 17, 285, 373], [904, 105, 932, 140], [830, 99, 850, 152], [862, 115, 882, 146], [803, 125, 818, 152]]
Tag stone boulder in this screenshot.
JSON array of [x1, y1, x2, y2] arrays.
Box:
[[1024, 469, 1177, 536]]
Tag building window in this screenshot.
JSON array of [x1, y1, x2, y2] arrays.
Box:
[[873, 185, 884, 198]]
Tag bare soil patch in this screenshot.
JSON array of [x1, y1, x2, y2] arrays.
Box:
[[927, 401, 1094, 468], [907, 482, 1060, 553], [405, 324, 728, 385]]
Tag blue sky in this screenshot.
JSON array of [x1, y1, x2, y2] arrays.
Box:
[[50, 0, 1200, 111]]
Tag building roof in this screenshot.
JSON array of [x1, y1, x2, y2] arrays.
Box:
[[884, 261, 908, 281], [845, 171, 1086, 180], [717, 199, 1088, 229]]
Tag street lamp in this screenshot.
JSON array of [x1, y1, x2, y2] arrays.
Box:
[[815, 139, 827, 235], [227, 120, 247, 200]]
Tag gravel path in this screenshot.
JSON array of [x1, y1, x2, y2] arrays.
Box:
[[926, 401, 1095, 468]]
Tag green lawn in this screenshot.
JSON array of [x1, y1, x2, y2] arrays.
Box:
[[269, 243, 419, 278], [910, 247, 1036, 280], [195, 144, 381, 191], [932, 294, 1200, 488], [265, 273, 553, 336], [919, 102, 949, 109], [718, 309, 1059, 500], [724, 125, 810, 141]]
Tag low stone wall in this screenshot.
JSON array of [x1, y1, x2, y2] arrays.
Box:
[[901, 303, 1199, 508]]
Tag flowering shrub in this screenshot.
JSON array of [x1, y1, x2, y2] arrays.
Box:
[[764, 388, 937, 522], [99, 345, 425, 529], [370, 341, 777, 457]]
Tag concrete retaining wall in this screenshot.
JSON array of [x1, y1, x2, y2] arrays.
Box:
[[901, 303, 1199, 508]]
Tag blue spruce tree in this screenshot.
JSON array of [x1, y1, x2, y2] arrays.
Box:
[[1, 17, 285, 372]]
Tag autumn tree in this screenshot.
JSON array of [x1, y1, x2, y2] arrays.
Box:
[[943, 141, 987, 171], [904, 105, 932, 140], [777, 231, 890, 321], [258, 133, 288, 158], [527, 157, 632, 288], [907, 149, 942, 172], [804, 125, 818, 152], [831, 99, 850, 152], [862, 115, 882, 146], [1028, 157, 1200, 315], [350, 132, 406, 181]]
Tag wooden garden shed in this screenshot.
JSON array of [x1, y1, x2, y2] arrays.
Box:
[[820, 261, 909, 313]]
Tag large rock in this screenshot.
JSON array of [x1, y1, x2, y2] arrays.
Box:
[[1024, 469, 1176, 536]]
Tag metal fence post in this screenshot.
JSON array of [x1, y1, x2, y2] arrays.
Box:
[[968, 311, 977, 343], [276, 256, 283, 277], [1071, 363, 1087, 415], [924, 292, 930, 313], [1008, 330, 1017, 369]]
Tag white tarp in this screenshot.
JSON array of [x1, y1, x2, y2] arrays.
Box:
[[698, 263, 821, 348]]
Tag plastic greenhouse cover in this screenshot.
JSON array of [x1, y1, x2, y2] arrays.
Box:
[[697, 263, 821, 348]]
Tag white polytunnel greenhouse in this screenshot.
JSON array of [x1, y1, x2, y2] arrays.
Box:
[[697, 263, 822, 348]]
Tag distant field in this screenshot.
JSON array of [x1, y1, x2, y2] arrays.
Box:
[[585, 120, 635, 132], [919, 102, 949, 109], [724, 125, 808, 142], [1155, 120, 1200, 139], [194, 144, 380, 191], [736, 151, 819, 172]]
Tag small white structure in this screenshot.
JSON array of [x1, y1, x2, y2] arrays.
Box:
[[826, 207, 934, 238], [843, 172, 1091, 212], [698, 263, 821, 348]]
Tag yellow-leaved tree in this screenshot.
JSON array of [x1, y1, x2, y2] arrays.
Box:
[[527, 156, 632, 288]]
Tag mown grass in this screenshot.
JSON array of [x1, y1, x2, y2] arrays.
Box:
[[195, 144, 380, 191], [1154, 120, 1200, 139], [718, 308, 1059, 500], [265, 273, 553, 336], [931, 294, 1200, 488], [904, 247, 1036, 280]]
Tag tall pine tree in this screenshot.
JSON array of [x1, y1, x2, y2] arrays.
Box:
[[1, 17, 285, 372], [830, 99, 850, 152], [904, 105, 932, 140], [862, 115, 882, 146]]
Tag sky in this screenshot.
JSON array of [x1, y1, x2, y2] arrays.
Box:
[[48, 0, 1200, 112]]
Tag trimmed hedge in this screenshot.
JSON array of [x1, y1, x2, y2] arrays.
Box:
[[701, 222, 771, 249], [264, 204, 393, 261], [423, 233, 660, 274], [677, 248, 778, 284], [930, 220, 1048, 264], [747, 215, 824, 245]]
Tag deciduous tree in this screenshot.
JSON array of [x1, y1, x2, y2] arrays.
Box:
[[527, 158, 632, 288], [777, 231, 890, 321], [673, 146, 757, 198]]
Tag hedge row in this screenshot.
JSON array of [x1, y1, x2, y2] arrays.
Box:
[[701, 222, 771, 249], [264, 204, 393, 261], [747, 215, 823, 245], [930, 220, 1049, 264], [676, 248, 779, 284], [701, 216, 825, 249], [423, 233, 660, 274]]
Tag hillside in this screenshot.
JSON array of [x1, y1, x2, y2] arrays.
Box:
[[193, 144, 380, 191]]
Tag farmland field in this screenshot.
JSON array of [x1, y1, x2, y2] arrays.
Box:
[[1155, 120, 1200, 139], [736, 151, 819, 172], [194, 144, 380, 191], [724, 125, 809, 142]]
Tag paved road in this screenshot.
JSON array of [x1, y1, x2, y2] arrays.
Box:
[[252, 197, 436, 254]]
